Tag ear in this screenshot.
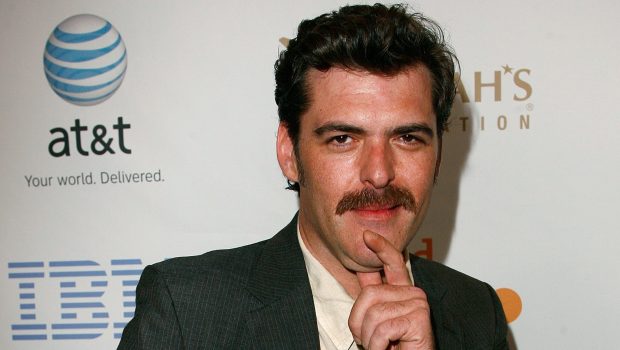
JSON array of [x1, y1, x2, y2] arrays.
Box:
[[276, 122, 300, 183], [434, 137, 442, 183]]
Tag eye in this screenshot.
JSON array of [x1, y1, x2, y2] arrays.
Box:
[[330, 135, 352, 144], [400, 134, 418, 143], [397, 133, 428, 147]]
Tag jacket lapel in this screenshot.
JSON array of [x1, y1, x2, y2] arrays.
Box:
[[411, 255, 463, 350], [244, 215, 320, 349]]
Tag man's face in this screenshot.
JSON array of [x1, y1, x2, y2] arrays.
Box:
[[277, 66, 439, 273]]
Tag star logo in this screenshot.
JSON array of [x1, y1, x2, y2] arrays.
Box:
[[502, 64, 513, 75]]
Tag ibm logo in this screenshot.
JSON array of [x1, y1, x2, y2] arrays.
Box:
[[7, 259, 143, 341]]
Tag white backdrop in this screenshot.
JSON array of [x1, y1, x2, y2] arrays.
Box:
[[1, 0, 619, 349]]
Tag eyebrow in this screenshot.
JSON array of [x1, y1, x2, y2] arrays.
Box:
[[392, 123, 435, 138], [314, 122, 434, 138], [314, 123, 366, 136]]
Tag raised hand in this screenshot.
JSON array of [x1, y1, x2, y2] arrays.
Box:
[[348, 230, 435, 350]]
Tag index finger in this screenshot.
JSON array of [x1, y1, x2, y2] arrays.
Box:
[[356, 271, 383, 289], [362, 230, 411, 286]]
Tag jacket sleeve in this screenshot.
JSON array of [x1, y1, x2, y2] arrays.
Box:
[[487, 283, 509, 350], [117, 265, 185, 350]]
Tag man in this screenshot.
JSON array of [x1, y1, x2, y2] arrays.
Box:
[[119, 4, 508, 350]]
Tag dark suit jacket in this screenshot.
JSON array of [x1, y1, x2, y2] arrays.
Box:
[[118, 217, 508, 349]]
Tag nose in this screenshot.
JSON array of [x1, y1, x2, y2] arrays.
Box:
[[359, 140, 395, 189]]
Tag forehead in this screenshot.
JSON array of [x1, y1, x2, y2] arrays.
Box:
[[303, 66, 435, 128]]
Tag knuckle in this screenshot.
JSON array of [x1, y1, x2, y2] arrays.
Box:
[[373, 320, 392, 340], [372, 317, 408, 342], [369, 300, 407, 320], [366, 302, 387, 323], [365, 284, 381, 297], [390, 314, 412, 331], [347, 315, 355, 330], [414, 286, 429, 299], [360, 285, 383, 302]]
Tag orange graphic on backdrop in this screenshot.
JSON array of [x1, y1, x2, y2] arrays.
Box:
[[496, 288, 522, 323]]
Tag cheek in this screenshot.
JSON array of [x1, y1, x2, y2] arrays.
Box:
[[401, 152, 437, 181], [397, 154, 437, 208], [305, 152, 358, 192]]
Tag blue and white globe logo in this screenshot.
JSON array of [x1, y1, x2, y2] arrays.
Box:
[[44, 14, 127, 106]]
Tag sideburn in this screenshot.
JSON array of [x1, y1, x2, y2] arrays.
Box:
[[293, 141, 306, 187]]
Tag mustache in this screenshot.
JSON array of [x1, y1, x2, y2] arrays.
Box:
[[335, 185, 417, 215]]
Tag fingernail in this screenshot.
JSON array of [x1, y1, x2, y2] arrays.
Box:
[[363, 230, 378, 239]]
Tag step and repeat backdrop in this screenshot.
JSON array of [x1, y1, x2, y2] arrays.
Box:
[[1, 0, 618, 349]]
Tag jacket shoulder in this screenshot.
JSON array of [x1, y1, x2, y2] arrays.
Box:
[[411, 255, 490, 292], [125, 240, 269, 349], [151, 239, 267, 283], [412, 256, 508, 349]]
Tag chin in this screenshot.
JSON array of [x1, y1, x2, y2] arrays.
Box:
[[342, 249, 384, 272]]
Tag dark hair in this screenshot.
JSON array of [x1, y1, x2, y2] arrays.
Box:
[[275, 3, 458, 192]]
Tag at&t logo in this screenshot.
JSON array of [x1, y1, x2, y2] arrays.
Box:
[[42, 14, 133, 157], [43, 14, 128, 106]]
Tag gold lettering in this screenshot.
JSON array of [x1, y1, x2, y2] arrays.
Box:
[[497, 115, 507, 130], [455, 74, 470, 103], [520, 114, 530, 129], [475, 71, 501, 102], [279, 37, 290, 47], [459, 116, 469, 131], [513, 69, 532, 101]]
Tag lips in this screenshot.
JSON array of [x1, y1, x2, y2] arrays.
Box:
[[352, 205, 401, 219], [355, 204, 399, 211]]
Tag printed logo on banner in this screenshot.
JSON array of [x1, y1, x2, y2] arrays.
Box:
[[19, 14, 169, 186], [7, 259, 143, 341], [43, 14, 128, 106], [451, 65, 534, 133]]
